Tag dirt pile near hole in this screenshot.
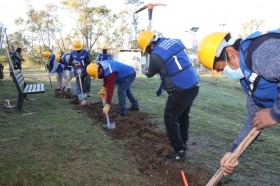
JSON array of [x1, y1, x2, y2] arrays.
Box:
[[72, 99, 222, 186]]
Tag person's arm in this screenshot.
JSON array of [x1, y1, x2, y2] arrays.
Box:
[[50, 61, 59, 75], [145, 54, 161, 78], [103, 72, 117, 104], [96, 54, 101, 63]]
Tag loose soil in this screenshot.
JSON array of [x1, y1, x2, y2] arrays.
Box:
[[65, 94, 223, 186]]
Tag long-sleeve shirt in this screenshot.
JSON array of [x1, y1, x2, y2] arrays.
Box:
[[103, 72, 117, 105], [230, 38, 280, 152]]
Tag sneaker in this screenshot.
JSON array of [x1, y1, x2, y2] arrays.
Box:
[[164, 150, 187, 162], [113, 112, 125, 116], [126, 106, 139, 111]]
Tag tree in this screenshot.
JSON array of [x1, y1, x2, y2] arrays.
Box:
[[125, 0, 144, 49], [60, 0, 112, 52], [238, 19, 265, 38]]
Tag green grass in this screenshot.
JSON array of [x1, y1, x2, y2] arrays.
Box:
[[0, 63, 280, 185]]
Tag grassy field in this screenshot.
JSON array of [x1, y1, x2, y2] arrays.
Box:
[[0, 63, 280, 185]]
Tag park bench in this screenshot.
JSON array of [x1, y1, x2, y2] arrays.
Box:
[[12, 69, 45, 111]]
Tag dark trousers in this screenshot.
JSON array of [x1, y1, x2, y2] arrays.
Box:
[[164, 85, 199, 152]]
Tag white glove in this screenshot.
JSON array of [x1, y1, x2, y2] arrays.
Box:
[[74, 61, 81, 67], [48, 73, 52, 77]]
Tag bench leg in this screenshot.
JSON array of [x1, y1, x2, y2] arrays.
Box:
[[16, 93, 25, 112]]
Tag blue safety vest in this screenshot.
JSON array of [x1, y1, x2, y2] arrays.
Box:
[[48, 54, 63, 73], [61, 54, 72, 71], [97, 53, 112, 61], [151, 37, 199, 96], [239, 30, 280, 108], [99, 60, 135, 84], [71, 49, 88, 75]]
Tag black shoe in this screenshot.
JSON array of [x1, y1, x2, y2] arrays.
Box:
[[114, 112, 125, 116], [164, 150, 187, 162], [55, 88, 61, 91], [126, 106, 139, 111], [66, 88, 71, 93]]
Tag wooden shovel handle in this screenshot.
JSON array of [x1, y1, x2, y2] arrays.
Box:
[[206, 127, 262, 186]]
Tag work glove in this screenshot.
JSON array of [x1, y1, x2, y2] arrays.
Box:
[[74, 60, 81, 67], [48, 73, 52, 77], [98, 86, 107, 96], [103, 103, 110, 113]]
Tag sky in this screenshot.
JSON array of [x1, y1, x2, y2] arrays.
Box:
[[1, 0, 280, 48]]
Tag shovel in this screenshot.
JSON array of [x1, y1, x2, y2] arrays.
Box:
[[206, 127, 262, 186], [77, 69, 87, 105], [99, 95, 115, 129]]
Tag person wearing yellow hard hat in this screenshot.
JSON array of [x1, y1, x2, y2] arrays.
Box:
[[86, 60, 139, 116], [43, 51, 63, 91], [137, 30, 200, 162], [69, 40, 92, 98], [54, 53, 72, 92], [197, 30, 280, 176], [96, 45, 112, 63]]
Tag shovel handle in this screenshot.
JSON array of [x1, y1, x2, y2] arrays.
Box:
[[206, 127, 261, 186]]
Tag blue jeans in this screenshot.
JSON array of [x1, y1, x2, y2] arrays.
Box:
[[118, 75, 138, 114], [164, 86, 199, 152], [75, 74, 91, 95]]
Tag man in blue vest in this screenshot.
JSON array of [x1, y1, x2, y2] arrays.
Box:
[[43, 51, 63, 91], [96, 45, 112, 63], [137, 31, 200, 162], [69, 41, 92, 97], [55, 54, 72, 92], [197, 30, 280, 176], [86, 60, 139, 116]]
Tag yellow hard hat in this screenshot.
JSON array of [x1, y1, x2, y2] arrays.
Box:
[[55, 55, 61, 62], [86, 63, 98, 79], [73, 40, 82, 50], [102, 45, 107, 50], [137, 31, 155, 53], [43, 51, 51, 59], [197, 32, 229, 70]]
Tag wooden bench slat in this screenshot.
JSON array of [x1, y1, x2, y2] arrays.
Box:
[[12, 69, 45, 111]]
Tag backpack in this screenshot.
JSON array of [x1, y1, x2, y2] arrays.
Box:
[[0, 63, 4, 79]]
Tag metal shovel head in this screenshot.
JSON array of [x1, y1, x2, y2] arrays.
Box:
[[102, 113, 116, 129], [4, 103, 15, 109], [102, 122, 115, 129], [78, 93, 87, 101]]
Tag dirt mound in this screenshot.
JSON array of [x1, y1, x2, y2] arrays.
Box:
[[72, 99, 220, 186]]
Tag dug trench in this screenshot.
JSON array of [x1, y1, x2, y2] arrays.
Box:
[[68, 95, 223, 186]]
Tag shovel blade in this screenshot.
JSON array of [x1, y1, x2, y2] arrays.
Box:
[[102, 122, 116, 129]]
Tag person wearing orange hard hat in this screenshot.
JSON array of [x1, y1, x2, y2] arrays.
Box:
[[198, 30, 280, 176], [96, 45, 112, 63]]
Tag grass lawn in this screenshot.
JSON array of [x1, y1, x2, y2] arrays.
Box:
[[0, 63, 279, 185]]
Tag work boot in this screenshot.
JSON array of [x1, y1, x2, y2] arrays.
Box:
[[126, 106, 139, 111], [164, 150, 187, 162]]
